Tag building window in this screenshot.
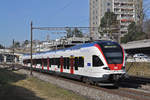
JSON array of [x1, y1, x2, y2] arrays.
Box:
[[107, 2, 110, 6], [96, 10, 97, 14], [96, 16, 98, 19], [107, 8, 110, 12]]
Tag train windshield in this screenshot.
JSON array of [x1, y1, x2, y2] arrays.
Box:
[[98, 42, 123, 64]]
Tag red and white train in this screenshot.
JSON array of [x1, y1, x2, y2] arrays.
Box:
[[23, 41, 126, 84]]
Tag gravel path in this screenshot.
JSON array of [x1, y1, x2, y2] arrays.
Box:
[[18, 69, 133, 100]]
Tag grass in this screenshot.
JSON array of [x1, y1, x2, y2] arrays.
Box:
[[126, 62, 150, 77], [0, 68, 87, 100], [15, 78, 87, 100]]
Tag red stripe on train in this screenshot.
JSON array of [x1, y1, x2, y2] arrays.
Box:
[[42, 59, 44, 70], [47, 58, 49, 71], [94, 44, 109, 66], [70, 57, 74, 74], [60, 57, 63, 72]]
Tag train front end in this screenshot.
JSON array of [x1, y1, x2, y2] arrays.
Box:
[[94, 41, 126, 82]]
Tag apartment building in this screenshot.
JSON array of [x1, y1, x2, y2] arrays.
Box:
[[90, 0, 143, 39]]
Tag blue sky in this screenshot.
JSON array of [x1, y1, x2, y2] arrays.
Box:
[[0, 0, 89, 46], [0, 0, 149, 46]]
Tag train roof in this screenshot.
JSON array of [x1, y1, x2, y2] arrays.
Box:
[[24, 40, 118, 56]]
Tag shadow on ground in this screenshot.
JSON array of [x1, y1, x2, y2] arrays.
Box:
[[117, 77, 149, 89], [0, 68, 44, 100]]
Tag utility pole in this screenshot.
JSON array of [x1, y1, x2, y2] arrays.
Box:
[[30, 21, 33, 75], [12, 39, 15, 70]]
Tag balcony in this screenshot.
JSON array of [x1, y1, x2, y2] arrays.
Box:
[[114, 0, 134, 3], [114, 5, 134, 9]]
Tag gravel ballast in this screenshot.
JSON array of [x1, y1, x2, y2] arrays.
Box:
[[18, 69, 134, 100]]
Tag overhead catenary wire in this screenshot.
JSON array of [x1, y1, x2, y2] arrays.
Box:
[[51, 0, 74, 18]]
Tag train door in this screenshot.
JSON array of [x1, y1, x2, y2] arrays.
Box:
[[47, 58, 49, 71], [41, 59, 44, 70], [60, 56, 64, 72]]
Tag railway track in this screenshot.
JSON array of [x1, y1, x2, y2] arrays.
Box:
[[129, 76, 150, 83], [1, 64, 150, 100]]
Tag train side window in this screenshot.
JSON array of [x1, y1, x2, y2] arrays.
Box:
[[78, 57, 84, 67], [56, 58, 60, 68], [24, 59, 29, 64], [54, 58, 56, 65], [26, 59, 30, 63], [66, 58, 70, 69], [49, 58, 52, 67], [63, 58, 66, 69], [36, 59, 42, 65], [43, 59, 47, 66], [74, 57, 78, 70], [23, 60, 26, 64], [33, 59, 36, 65], [51, 58, 54, 65], [93, 55, 104, 67]]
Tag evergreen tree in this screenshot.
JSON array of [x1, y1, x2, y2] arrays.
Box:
[[99, 11, 118, 38], [66, 28, 83, 38]]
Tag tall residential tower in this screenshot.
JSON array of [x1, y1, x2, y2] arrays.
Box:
[[90, 0, 143, 39]]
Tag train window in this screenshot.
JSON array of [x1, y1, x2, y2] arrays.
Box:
[[74, 57, 78, 70], [93, 55, 104, 67], [66, 58, 70, 69], [0, 55, 4, 62], [78, 57, 84, 67], [24, 59, 30, 64], [49, 58, 52, 67], [53, 58, 55, 65], [54, 58, 56, 65], [23, 60, 27, 64], [43, 59, 47, 66], [27, 59, 31, 63], [98, 42, 123, 64], [33, 59, 36, 65], [51, 58, 54, 65], [36, 59, 42, 65], [56, 58, 60, 68], [63, 58, 66, 69]]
